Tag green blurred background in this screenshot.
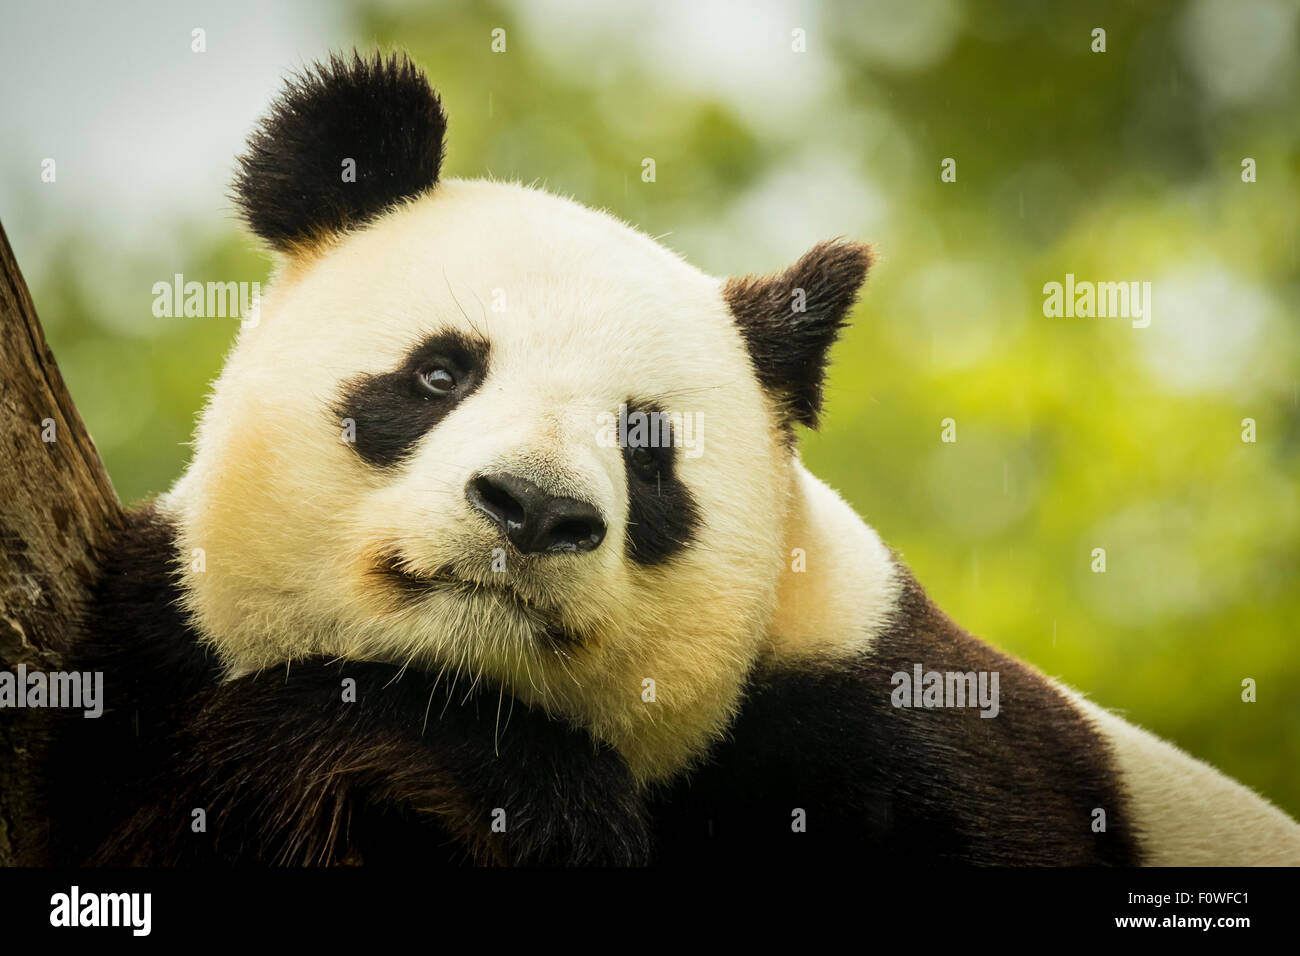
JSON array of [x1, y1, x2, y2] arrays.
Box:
[[3, 0, 1297, 814]]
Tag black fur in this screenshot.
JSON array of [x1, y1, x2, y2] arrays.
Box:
[[723, 240, 872, 430], [335, 329, 490, 468], [43, 505, 222, 864], [45, 507, 649, 866], [233, 50, 447, 252], [651, 568, 1144, 865], [96, 660, 650, 866], [620, 401, 701, 565]]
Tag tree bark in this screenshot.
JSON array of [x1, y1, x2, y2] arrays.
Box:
[[0, 217, 121, 865]]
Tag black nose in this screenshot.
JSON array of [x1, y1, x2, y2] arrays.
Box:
[[466, 473, 606, 554]]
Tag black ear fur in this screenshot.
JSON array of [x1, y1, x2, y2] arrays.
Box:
[[233, 50, 447, 252], [723, 240, 872, 429]]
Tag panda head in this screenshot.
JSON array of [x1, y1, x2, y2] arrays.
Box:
[[168, 51, 871, 781]]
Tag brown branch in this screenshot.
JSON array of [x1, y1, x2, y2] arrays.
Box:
[[0, 216, 122, 864]]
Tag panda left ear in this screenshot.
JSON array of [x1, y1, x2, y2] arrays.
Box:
[[233, 50, 447, 254], [723, 239, 872, 430]]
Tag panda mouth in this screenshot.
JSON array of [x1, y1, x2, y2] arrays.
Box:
[[375, 552, 580, 649]]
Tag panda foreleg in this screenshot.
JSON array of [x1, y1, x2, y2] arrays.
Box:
[[92, 659, 651, 866]]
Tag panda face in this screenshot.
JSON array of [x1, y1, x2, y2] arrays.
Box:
[[170, 179, 792, 779], [166, 53, 871, 781]]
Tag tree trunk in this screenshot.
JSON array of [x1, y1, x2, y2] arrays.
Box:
[[0, 217, 122, 865]]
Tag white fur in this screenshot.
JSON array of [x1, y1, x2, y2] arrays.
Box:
[[765, 462, 901, 661], [1066, 689, 1300, 864], [166, 179, 792, 782]]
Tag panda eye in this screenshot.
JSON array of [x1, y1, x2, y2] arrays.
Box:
[[626, 444, 661, 480], [415, 365, 459, 397]]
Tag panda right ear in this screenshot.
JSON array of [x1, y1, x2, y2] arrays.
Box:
[[232, 50, 447, 254], [724, 239, 872, 431]]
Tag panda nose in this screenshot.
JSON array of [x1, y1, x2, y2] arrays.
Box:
[[465, 473, 606, 555]]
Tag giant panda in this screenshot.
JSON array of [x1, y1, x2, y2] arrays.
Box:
[[47, 50, 1300, 867]]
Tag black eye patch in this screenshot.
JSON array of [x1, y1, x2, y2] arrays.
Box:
[[619, 401, 701, 565], [334, 330, 490, 467]]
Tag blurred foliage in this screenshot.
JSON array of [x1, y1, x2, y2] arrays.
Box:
[[24, 0, 1300, 813]]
